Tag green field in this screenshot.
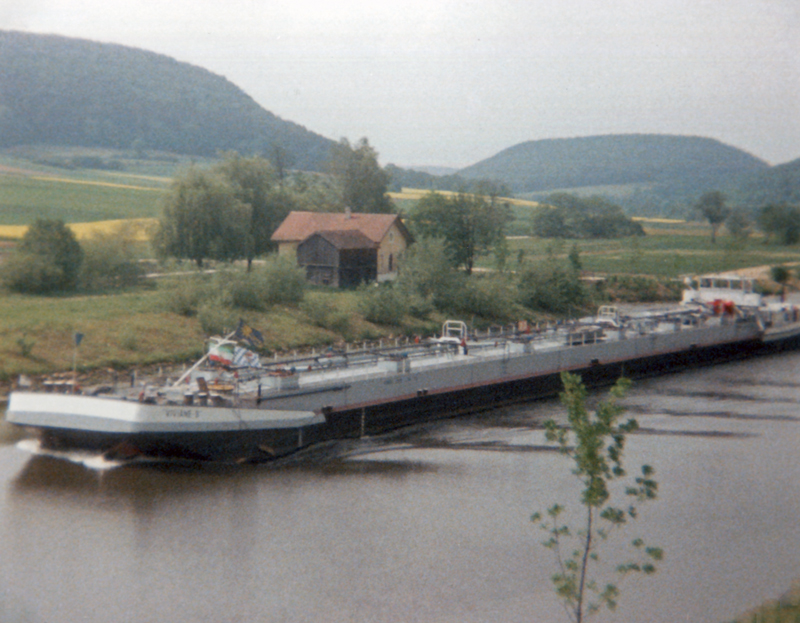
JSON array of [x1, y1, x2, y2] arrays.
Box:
[[2, 150, 800, 387], [500, 232, 800, 278], [0, 147, 210, 225], [0, 174, 165, 224]]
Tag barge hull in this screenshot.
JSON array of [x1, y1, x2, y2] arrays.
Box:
[[323, 334, 766, 439], [18, 333, 766, 463]]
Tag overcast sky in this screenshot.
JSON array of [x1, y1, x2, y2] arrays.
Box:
[[3, 0, 799, 167]]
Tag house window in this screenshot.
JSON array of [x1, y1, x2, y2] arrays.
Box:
[[388, 254, 393, 271]]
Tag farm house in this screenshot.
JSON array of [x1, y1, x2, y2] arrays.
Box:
[[271, 210, 413, 286]]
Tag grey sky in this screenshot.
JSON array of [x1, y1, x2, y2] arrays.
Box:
[[3, 0, 799, 167]]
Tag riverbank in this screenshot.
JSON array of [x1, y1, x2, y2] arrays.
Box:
[[732, 581, 800, 622]]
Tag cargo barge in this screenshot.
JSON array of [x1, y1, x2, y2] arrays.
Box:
[[7, 274, 800, 463]]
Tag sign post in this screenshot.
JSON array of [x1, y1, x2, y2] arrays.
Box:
[[72, 332, 84, 394]]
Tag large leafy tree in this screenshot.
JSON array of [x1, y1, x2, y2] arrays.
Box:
[[756, 203, 800, 245], [695, 191, 730, 243], [328, 137, 394, 213], [215, 153, 295, 270], [411, 187, 513, 274], [155, 168, 251, 268]]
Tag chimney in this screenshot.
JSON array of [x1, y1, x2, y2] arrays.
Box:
[[344, 206, 352, 219]]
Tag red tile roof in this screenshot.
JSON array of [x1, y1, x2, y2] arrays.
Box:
[[271, 211, 411, 244]]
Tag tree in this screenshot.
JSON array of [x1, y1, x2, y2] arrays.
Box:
[[756, 203, 800, 245], [532, 194, 644, 240], [568, 243, 582, 271], [155, 168, 251, 268], [411, 189, 513, 274], [215, 153, 295, 270], [725, 208, 752, 241], [78, 222, 145, 290], [695, 191, 730, 243], [532, 372, 662, 622], [771, 265, 792, 302], [328, 137, 394, 213], [517, 261, 586, 315], [396, 237, 467, 314], [2, 218, 83, 293]]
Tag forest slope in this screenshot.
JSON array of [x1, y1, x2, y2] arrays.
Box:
[[457, 134, 769, 194], [0, 31, 336, 170]]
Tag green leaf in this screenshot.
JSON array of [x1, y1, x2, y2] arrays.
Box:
[[646, 547, 664, 561]]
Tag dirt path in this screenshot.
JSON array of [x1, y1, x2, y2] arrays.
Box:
[[717, 263, 800, 280]]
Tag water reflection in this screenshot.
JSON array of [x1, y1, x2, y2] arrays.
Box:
[[2, 352, 800, 623]]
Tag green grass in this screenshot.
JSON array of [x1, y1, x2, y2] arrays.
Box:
[[0, 175, 165, 224], [0, 146, 227, 225], [498, 230, 800, 278], [0, 276, 407, 384], [0, 289, 207, 378]]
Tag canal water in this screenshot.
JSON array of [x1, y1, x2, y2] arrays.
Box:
[[1, 351, 799, 623]]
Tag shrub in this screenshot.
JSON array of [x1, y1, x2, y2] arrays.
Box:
[[300, 294, 352, 334], [210, 258, 306, 311], [358, 284, 408, 326], [162, 276, 209, 316], [79, 226, 145, 291], [260, 256, 306, 306], [599, 275, 682, 303], [2, 251, 66, 294], [518, 264, 587, 315], [396, 238, 468, 312], [2, 219, 83, 293], [455, 276, 521, 321], [220, 270, 268, 311], [197, 295, 238, 336]]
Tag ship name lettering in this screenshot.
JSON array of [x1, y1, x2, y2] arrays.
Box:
[[164, 408, 200, 419]]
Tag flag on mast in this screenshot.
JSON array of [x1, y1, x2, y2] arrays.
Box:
[[234, 320, 264, 348]]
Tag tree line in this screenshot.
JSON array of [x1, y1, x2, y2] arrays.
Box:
[[154, 139, 394, 269], [4, 135, 798, 301], [695, 190, 800, 244]]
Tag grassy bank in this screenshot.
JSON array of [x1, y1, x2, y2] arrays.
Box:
[[0, 279, 444, 392], [2, 223, 799, 388], [730, 582, 800, 622]]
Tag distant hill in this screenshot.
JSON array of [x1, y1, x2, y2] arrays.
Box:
[[385, 164, 467, 193], [457, 134, 768, 193], [732, 158, 800, 208], [454, 134, 785, 217], [406, 165, 460, 176], [0, 31, 336, 170]]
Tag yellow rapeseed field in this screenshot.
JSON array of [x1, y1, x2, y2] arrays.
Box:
[[0, 218, 158, 241], [632, 216, 686, 224], [389, 187, 540, 208]]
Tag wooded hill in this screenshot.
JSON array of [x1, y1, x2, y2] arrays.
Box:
[[458, 135, 768, 193], [456, 134, 792, 216], [1, 31, 796, 216], [0, 31, 336, 170]]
